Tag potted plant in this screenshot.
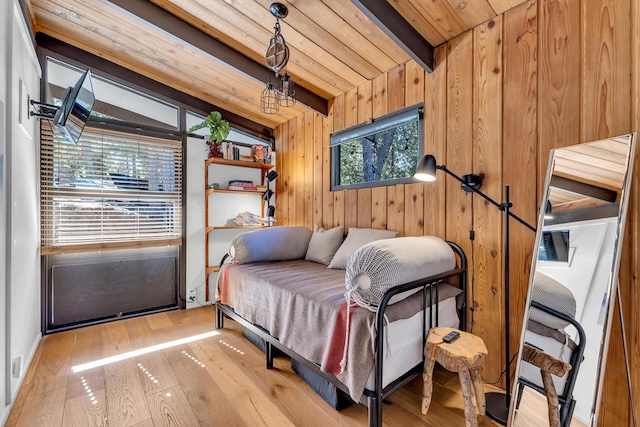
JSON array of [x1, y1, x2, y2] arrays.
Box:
[[189, 111, 231, 158]]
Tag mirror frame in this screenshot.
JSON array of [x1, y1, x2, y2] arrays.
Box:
[[508, 132, 637, 426]]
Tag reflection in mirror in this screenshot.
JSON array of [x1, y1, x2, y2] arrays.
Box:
[[508, 133, 637, 427]]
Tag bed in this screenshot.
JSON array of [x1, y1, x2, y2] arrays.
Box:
[[515, 272, 586, 426], [215, 226, 468, 426]]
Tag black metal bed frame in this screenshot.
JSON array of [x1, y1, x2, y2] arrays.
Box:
[[215, 241, 467, 427], [515, 300, 587, 427]]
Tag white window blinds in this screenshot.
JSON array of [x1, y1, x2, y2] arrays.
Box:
[[41, 122, 183, 254]]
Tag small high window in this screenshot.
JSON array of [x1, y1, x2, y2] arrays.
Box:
[[330, 105, 423, 190]]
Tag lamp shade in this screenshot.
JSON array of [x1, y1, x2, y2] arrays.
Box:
[[414, 154, 437, 182], [266, 170, 278, 182], [544, 200, 553, 219], [263, 189, 274, 201], [267, 205, 275, 218]]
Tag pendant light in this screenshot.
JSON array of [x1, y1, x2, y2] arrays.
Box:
[[260, 3, 296, 114]]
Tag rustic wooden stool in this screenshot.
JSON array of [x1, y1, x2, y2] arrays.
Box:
[[422, 327, 488, 427], [521, 343, 571, 427]]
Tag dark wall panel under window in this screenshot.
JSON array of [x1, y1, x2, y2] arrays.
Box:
[[45, 248, 179, 332]]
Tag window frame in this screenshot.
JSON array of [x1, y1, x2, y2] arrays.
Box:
[[40, 121, 184, 255], [330, 104, 424, 191]]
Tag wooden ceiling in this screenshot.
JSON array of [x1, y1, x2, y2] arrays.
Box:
[[25, 0, 527, 131], [549, 135, 633, 214]]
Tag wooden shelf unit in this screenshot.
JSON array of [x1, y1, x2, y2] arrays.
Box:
[[204, 157, 274, 300], [205, 157, 273, 170]]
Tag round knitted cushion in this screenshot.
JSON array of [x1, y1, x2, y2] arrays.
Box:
[[345, 236, 455, 306]]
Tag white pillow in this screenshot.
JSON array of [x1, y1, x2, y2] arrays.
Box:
[[327, 227, 397, 269], [304, 224, 344, 265]]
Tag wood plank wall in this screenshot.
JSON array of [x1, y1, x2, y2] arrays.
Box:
[[274, 0, 639, 422]]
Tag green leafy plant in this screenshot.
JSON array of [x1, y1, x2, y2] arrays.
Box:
[[188, 111, 231, 143]]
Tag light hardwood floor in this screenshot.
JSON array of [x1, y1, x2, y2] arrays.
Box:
[[6, 306, 503, 426]]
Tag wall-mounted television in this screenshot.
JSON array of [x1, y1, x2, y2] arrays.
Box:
[[53, 70, 95, 145]]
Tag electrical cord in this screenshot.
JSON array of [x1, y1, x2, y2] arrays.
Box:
[[484, 350, 519, 385], [181, 278, 211, 307], [184, 253, 232, 306]]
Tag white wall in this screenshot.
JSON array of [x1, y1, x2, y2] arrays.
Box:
[[185, 136, 207, 307], [2, 1, 42, 421], [1, 0, 9, 421], [537, 217, 618, 424]]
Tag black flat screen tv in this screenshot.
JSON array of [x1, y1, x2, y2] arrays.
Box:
[[53, 70, 95, 145]]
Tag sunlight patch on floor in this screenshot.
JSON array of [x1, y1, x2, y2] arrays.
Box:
[[72, 330, 220, 372]]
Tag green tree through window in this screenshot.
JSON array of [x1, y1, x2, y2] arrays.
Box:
[[332, 105, 422, 190]]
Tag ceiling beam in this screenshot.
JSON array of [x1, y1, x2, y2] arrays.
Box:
[[36, 33, 274, 141], [349, 0, 434, 73], [545, 203, 620, 226], [550, 175, 618, 203], [106, 0, 328, 116]]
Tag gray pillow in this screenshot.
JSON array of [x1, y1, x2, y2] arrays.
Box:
[[305, 224, 344, 265], [345, 236, 455, 306], [229, 226, 312, 264], [528, 272, 576, 330], [327, 227, 397, 269]]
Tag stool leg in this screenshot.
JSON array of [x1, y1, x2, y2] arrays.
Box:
[[459, 370, 478, 427], [469, 367, 485, 415], [541, 370, 561, 427], [422, 359, 436, 415]]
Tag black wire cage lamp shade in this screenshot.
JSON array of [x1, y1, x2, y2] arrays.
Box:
[[261, 3, 296, 114]]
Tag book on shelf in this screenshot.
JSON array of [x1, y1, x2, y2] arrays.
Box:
[[221, 141, 238, 160], [228, 185, 257, 191], [227, 181, 257, 191]]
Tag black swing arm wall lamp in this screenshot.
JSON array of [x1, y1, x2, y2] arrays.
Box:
[[414, 153, 536, 425], [414, 154, 535, 232]]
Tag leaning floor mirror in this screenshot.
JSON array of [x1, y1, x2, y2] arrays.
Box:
[[508, 133, 637, 427]]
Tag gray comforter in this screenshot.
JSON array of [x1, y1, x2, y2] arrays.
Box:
[[218, 259, 461, 401]]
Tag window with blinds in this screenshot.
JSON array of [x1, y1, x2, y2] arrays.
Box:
[[41, 122, 183, 253]]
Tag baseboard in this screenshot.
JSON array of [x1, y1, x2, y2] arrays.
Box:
[[1, 404, 10, 426], [1, 333, 41, 426], [11, 332, 42, 401]]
